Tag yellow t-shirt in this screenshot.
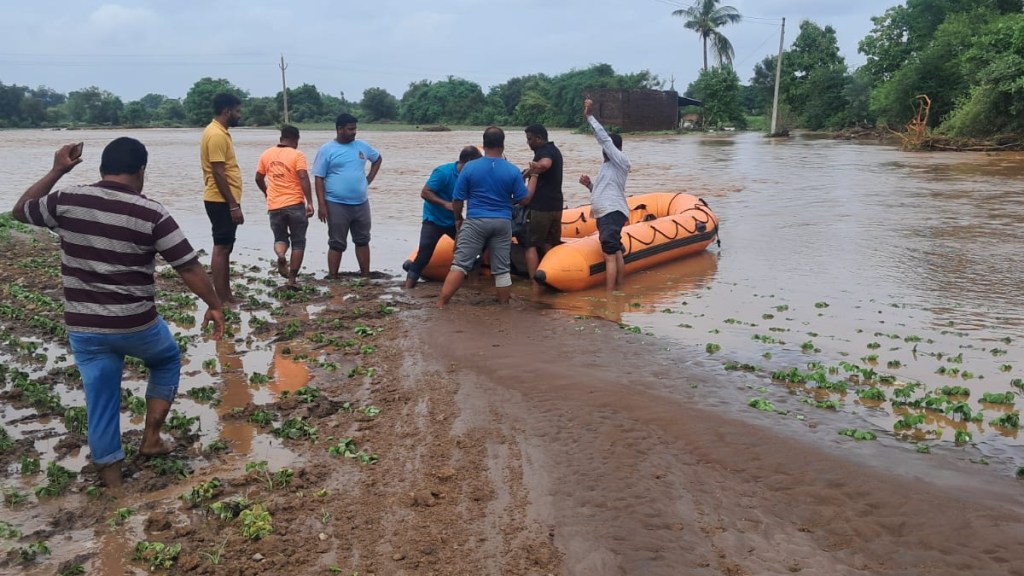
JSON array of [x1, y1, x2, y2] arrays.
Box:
[[200, 120, 243, 203], [256, 145, 309, 210]]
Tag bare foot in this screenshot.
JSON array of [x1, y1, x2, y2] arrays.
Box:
[[139, 439, 175, 457], [276, 257, 289, 278], [97, 460, 124, 490], [403, 278, 416, 289]]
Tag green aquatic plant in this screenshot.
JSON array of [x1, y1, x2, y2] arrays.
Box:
[[838, 428, 877, 440], [248, 372, 270, 385], [107, 507, 135, 527], [272, 417, 317, 440], [939, 385, 970, 397], [165, 411, 200, 436], [894, 413, 926, 430], [705, 342, 721, 354], [149, 457, 190, 479], [295, 385, 321, 403], [182, 479, 221, 507], [990, 412, 1020, 429], [209, 496, 251, 521], [249, 409, 276, 427], [857, 387, 887, 401], [133, 541, 181, 570], [63, 406, 88, 435], [17, 541, 51, 563], [954, 429, 972, 444], [747, 398, 776, 412], [35, 461, 76, 498], [240, 504, 273, 540], [185, 386, 218, 403], [916, 444, 931, 454], [981, 392, 1015, 405]]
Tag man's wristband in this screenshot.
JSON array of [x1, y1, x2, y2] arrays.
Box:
[[229, 206, 241, 212]]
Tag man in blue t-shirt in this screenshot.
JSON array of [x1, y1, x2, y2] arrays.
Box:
[[312, 113, 383, 277], [404, 145, 483, 289], [437, 127, 531, 307]]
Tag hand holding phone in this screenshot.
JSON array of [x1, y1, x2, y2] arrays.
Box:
[[69, 142, 84, 160]]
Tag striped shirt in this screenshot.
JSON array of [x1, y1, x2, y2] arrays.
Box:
[[22, 181, 199, 334]]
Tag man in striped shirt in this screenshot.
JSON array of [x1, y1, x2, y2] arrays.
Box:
[[13, 137, 225, 490]]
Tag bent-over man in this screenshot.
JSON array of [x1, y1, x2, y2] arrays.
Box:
[[404, 145, 482, 289], [437, 127, 530, 307]]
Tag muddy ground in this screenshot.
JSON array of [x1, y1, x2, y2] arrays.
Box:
[[2, 225, 1024, 576]]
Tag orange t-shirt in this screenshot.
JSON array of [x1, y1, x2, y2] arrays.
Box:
[[256, 145, 310, 210]]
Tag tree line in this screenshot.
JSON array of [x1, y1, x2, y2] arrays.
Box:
[[3, 0, 1021, 137], [0, 64, 659, 130], [685, 0, 1024, 137]]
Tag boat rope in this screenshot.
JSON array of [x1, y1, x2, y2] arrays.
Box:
[[622, 195, 718, 253]]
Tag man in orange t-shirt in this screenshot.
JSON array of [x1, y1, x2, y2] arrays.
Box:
[[255, 125, 314, 288]]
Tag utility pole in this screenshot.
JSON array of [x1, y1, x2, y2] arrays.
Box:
[[279, 54, 289, 124], [769, 17, 786, 137]]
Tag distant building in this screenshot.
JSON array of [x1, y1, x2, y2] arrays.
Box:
[[588, 89, 701, 132]]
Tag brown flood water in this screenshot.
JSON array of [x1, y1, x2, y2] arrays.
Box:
[[1, 128, 1023, 574], [1, 128, 1023, 451]]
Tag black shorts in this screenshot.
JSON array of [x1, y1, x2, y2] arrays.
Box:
[[597, 211, 628, 255], [204, 201, 238, 246]]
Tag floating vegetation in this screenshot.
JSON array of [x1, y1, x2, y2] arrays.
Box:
[[838, 428, 877, 441]]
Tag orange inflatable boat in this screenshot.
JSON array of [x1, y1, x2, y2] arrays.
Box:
[[534, 192, 718, 291], [402, 192, 719, 291]]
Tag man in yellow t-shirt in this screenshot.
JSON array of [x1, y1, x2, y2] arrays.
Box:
[[255, 125, 314, 288], [200, 93, 243, 304]]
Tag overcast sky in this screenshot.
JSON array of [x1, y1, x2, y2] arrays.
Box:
[[1, 0, 898, 101]]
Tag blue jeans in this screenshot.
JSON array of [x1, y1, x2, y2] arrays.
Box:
[[68, 318, 181, 465]]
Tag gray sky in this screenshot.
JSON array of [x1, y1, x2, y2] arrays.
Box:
[[0, 0, 898, 101]]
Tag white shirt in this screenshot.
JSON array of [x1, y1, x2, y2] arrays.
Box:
[[587, 114, 631, 218]]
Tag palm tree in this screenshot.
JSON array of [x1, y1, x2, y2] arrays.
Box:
[[672, 0, 743, 72]]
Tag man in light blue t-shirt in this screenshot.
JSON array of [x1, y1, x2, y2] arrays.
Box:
[[403, 145, 482, 289], [312, 113, 382, 277]]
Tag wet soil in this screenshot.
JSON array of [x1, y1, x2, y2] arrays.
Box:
[[2, 228, 1024, 576]]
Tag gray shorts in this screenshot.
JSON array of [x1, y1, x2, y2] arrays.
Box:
[[451, 218, 512, 277], [269, 203, 309, 250], [326, 200, 371, 252]]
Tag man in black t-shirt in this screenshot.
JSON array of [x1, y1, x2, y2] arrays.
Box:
[[523, 124, 563, 284]]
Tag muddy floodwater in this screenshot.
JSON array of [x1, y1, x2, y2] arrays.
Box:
[[1, 127, 1024, 574], [3, 128, 1021, 441]]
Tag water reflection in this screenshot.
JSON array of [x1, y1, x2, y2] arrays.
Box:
[[214, 339, 254, 454], [532, 250, 719, 323]]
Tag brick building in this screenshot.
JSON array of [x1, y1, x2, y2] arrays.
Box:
[[588, 89, 699, 132]]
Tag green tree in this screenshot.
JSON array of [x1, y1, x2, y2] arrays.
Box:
[[785, 21, 850, 130], [64, 86, 123, 125], [138, 93, 168, 111], [276, 83, 323, 123], [940, 13, 1024, 136], [0, 82, 30, 127], [360, 87, 399, 121], [672, 0, 742, 71], [154, 99, 186, 125], [869, 10, 990, 128], [321, 92, 356, 120], [243, 96, 279, 126], [122, 101, 151, 126], [183, 77, 247, 126], [399, 77, 485, 125], [858, 0, 1024, 84], [685, 67, 746, 130]]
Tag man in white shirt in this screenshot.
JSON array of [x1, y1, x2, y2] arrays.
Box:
[[579, 98, 632, 291]]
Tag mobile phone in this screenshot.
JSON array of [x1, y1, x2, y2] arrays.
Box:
[[69, 142, 84, 160]]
